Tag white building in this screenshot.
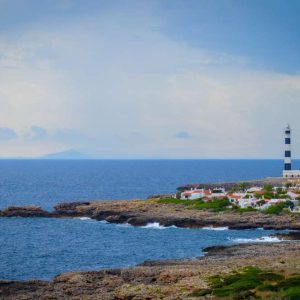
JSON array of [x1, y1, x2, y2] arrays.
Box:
[[247, 187, 263, 193], [238, 198, 258, 208], [180, 189, 208, 200], [211, 188, 226, 198]]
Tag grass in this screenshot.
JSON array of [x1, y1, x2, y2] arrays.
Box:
[[233, 207, 257, 213], [189, 267, 300, 299], [156, 198, 231, 212]]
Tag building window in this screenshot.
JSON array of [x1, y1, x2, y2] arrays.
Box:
[[285, 130, 290, 134], [285, 138, 291, 144], [285, 151, 291, 157]]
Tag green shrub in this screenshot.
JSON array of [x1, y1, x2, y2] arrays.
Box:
[[156, 198, 199, 206], [202, 267, 300, 299], [263, 184, 273, 192], [156, 197, 230, 212], [235, 207, 257, 213], [189, 289, 211, 297], [193, 198, 230, 212], [280, 286, 300, 299], [263, 203, 286, 214]]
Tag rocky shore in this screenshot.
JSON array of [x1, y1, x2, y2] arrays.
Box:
[[177, 176, 300, 191], [2, 193, 300, 299], [1, 242, 300, 299], [1, 198, 300, 230]]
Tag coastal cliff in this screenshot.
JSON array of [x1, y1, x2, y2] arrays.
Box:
[[1, 242, 300, 299]]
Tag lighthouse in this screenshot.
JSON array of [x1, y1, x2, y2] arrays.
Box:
[[284, 124, 292, 171], [283, 124, 300, 178]]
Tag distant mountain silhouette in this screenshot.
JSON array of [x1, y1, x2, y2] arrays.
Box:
[[41, 149, 91, 159]]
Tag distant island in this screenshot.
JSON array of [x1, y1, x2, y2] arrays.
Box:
[[39, 149, 91, 160]]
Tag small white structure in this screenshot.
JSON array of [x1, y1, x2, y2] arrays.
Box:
[[268, 199, 285, 205], [211, 187, 226, 198], [283, 170, 300, 178], [287, 191, 299, 200], [238, 198, 258, 208], [227, 194, 242, 205], [181, 189, 207, 200], [292, 206, 300, 213], [247, 187, 263, 193]]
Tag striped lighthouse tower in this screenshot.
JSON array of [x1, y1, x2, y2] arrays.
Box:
[[284, 124, 292, 171]]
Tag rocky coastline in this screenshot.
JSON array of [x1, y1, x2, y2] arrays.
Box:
[[2, 178, 300, 299], [1, 242, 300, 299], [1, 198, 300, 231], [177, 176, 300, 191]]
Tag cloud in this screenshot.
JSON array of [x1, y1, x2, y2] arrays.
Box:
[[175, 131, 190, 139], [51, 128, 89, 143], [25, 126, 48, 140], [0, 5, 299, 158], [0, 127, 17, 141]]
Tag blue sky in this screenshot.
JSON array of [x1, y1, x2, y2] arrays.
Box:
[[0, 0, 300, 158]]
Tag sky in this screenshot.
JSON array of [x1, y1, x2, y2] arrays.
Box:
[[0, 0, 300, 158]]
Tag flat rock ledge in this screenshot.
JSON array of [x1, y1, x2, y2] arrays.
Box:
[[1, 242, 300, 300], [0, 206, 52, 218], [1, 199, 300, 231]]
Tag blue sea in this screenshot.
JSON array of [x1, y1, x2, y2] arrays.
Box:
[[0, 159, 296, 280]]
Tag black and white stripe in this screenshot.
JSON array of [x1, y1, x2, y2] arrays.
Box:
[[284, 124, 292, 171]]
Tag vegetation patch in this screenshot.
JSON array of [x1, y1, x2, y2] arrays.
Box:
[[233, 206, 257, 213], [156, 198, 230, 212], [192, 266, 300, 299], [263, 203, 286, 215]]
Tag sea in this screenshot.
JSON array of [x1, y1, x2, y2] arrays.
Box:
[[0, 159, 298, 280]]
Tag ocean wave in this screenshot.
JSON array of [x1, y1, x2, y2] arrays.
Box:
[[202, 226, 229, 231], [116, 223, 132, 228], [76, 217, 92, 221], [99, 220, 109, 224], [230, 236, 281, 243], [141, 222, 178, 229]]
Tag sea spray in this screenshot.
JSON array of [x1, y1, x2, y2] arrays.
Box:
[[229, 236, 281, 243], [141, 222, 178, 229], [202, 226, 229, 231]]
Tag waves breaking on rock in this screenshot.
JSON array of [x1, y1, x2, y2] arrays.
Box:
[[202, 226, 229, 231], [141, 222, 178, 229], [229, 236, 281, 243]]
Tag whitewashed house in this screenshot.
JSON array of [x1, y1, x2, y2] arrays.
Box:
[[292, 206, 300, 213], [181, 189, 207, 200], [287, 191, 299, 200], [238, 198, 258, 208], [211, 188, 226, 198], [247, 187, 263, 193]]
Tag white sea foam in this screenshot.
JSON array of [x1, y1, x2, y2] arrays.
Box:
[[230, 236, 281, 243], [99, 220, 109, 224], [76, 217, 92, 221], [141, 222, 178, 229], [202, 226, 229, 231], [116, 223, 132, 228]]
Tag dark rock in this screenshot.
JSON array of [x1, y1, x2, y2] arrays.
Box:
[[272, 231, 300, 240], [202, 245, 228, 253], [0, 206, 51, 218], [53, 201, 90, 217], [229, 224, 259, 230]]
